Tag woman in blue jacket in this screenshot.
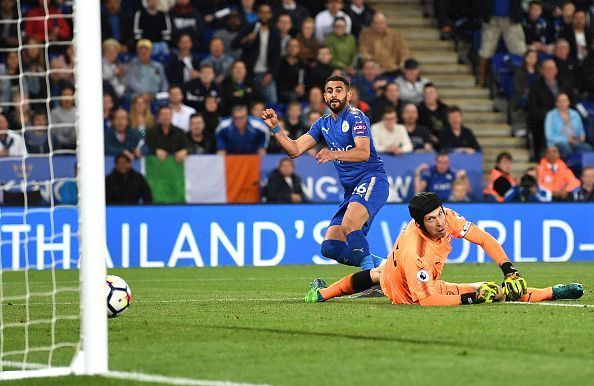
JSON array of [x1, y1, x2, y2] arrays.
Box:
[[545, 93, 592, 155]]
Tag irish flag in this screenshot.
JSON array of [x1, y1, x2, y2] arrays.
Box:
[[143, 155, 262, 204]]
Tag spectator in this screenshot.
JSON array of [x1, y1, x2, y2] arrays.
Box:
[[537, 145, 581, 201], [201, 37, 235, 85], [101, 0, 134, 52], [239, 0, 257, 26], [325, 17, 357, 72], [351, 59, 384, 104], [50, 86, 77, 150], [8, 94, 30, 130], [266, 118, 291, 154], [132, 0, 171, 54], [371, 82, 401, 123], [414, 153, 467, 202], [183, 63, 219, 112], [202, 95, 221, 136], [370, 107, 413, 155], [202, 0, 234, 29], [394, 59, 429, 105], [104, 108, 146, 158], [484, 152, 516, 202], [513, 49, 539, 118], [277, 39, 307, 103], [579, 38, 594, 99], [0, 0, 18, 48], [187, 113, 216, 154], [349, 87, 371, 116], [277, 13, 293, 56], [58, 163, 77, 205], [166, 33, 200, 86], [20, 37, 47, 103], [545, 93, 592, 155], [572, 166, 594, 201], [264, 157, 306, 203], [401, 103, 433, 152], [124, 39, 169, 98], [449, 179, 471, 202], [169, 85, 196, 132], [105, 153, 153, 205], [560, 9, 592, 61], [439, 106, 481, 153], [307, 46, 335, 88], [249, 101, 267, 124], [0, 51, 19, 104], [130, 94, 155, 132], [147, 106, 189, 162], [504, 173, 547, 202], [527, 59, 574, 160], [523, 1, 549, 52], [478, 0, 526, 87], [552, 39, 578, 89], [0, 113, 25, 157], [216, 105, 267, 155], [273, 0, 309, 31], [551, 1, 575, 42], [359, 12, 408, 75], [344, 0, 375, 39], [213, 10, 244, 59], [315, 0, 352, 43], [103, 93, 115, 131], [49, 44, 75, 90], [302, 86, 331, 124], [233, 3, 281, 105], [102, 39, 126, 99], [24, 111, 58, 154], [169, 0, 204, 44], [220, 60, 260, 115], [285, 102, 307, 138], [306, 110, 322, 128], [25, 0, 72, 44], [418, 83, 449, 135], [296, 17, 320, 66]]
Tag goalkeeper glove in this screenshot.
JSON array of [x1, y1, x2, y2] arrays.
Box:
[[500, 262, 527, 301], [475, 282, 500, 304]]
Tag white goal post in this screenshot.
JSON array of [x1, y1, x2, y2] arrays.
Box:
[[0, 0, 107, 380]]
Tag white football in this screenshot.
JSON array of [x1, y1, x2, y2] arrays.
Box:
[[105, 275, 132, 318]]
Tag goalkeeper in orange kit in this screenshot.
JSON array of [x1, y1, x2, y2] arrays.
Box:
[[305, 192, 583, 306]]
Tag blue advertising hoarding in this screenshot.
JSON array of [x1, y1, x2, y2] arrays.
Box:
[[1, 203, 594, 270]]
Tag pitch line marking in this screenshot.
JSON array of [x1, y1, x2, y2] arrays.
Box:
[[507, 301, 594, 308], [103, 370, 270, 386]]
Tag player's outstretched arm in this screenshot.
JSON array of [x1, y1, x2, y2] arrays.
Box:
[[261, 108, 317, 158], [463, 225, 527, 300]]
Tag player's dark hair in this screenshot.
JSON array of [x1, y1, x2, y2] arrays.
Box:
[[408, 192, 443, 231], [324, 75, 350, 89], [496, 152, 513, 164]]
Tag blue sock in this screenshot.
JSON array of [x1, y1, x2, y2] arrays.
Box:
[[320, 240, 359, 267], [346, 230, 372, 269]]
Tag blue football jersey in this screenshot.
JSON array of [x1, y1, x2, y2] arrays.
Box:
[[306, 105, 386, 188], [421, 166, 456, 202]]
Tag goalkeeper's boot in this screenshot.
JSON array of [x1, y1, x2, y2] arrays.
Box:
[[552, 283, 583, 300], [305, 278, 327, 303], [349, 285, 385, 299]]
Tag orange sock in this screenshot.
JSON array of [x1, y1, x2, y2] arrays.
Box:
[[519, 287, 553, 302], [319, 274, 355, 300]]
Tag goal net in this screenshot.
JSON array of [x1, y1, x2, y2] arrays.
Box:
[[0, 0, 107, 380]]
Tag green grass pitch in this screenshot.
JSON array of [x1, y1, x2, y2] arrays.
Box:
[[2, 262, 594, 386]]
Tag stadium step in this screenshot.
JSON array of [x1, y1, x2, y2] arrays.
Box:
[[441, 98, 494, 112], [421, 63, 469, 74], [438, 87, 489, 99], [414, 51, 459, 64], [483, 149, 531, 163], [408, 39, 454, 51], [471, 123, 514, 136], [463, 111, 507, 124], [478, 137, 525, 148], [427, 74, 475, 87], [398, 27, 440, 40], [386, 16, 431, 28]]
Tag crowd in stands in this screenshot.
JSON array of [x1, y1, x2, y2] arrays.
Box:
[[1, 0, 593, 204]]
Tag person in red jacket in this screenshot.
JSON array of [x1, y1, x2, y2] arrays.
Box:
[[25, 0, 72, 43]]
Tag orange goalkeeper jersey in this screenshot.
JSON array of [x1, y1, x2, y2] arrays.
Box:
[[379, 207, 509, 306]]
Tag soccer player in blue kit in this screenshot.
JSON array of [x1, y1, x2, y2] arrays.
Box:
[[261, 75, 388, 269]]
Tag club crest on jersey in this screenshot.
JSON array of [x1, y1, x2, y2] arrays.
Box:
[[342, 121, 349, 132], [416, 269, 430, 283]]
